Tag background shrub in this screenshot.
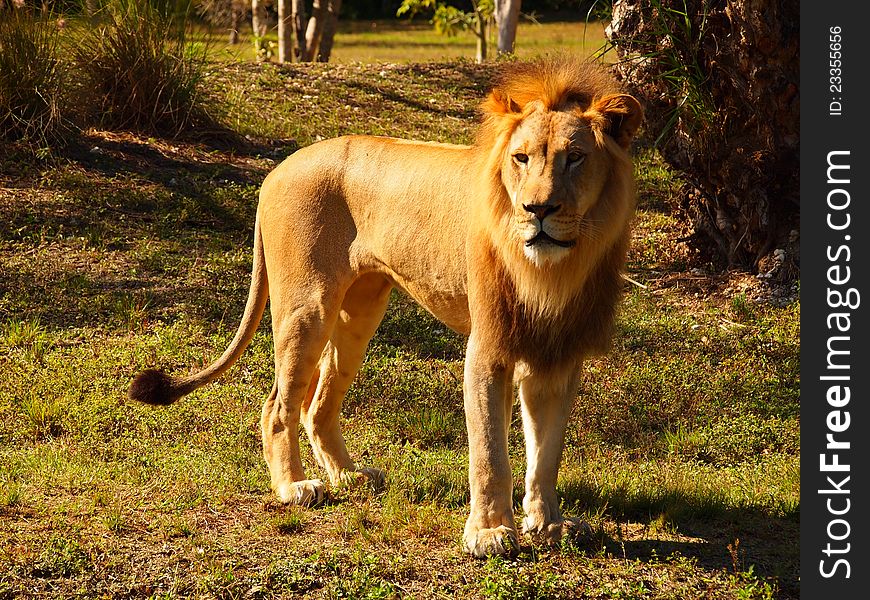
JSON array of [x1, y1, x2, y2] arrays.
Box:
[[74, 0, 218, 137], [0, 6, 72, 146]]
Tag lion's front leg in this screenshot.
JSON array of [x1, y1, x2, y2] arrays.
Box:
[[518, 363, 588, 544], [462, 336, 518, 558]]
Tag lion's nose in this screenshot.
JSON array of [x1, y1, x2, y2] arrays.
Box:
[[523, 203, 561, 221]]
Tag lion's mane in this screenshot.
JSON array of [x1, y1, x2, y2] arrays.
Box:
[[469, 56, 638, 372]]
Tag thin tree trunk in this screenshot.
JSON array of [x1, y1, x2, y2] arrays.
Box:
[[228, 3, 242, 45], [303, 0, 327, 62], [252, 0, 268, 37], [292, 0, 308, 60], [494, 0, 521, 55], [475, 23, 487, 63], [471, 0, 487, 63], [252, 0, 268, 57], [315, 0, 342, 62], [277, 0, 292, 63]]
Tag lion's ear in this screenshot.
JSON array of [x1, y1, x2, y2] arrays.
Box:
[[482, 89, 523, 115], [590, 94, 644, 149]]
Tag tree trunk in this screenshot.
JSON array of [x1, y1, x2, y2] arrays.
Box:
[[291, 0, 308, 61], [606, 0, 799, 279], [303, 0, 326, 61], [228, 3, 241, 45], [494, 0, 521, 55], [471, 0, 487, 63], [252, 0, 268, 57], [277, 0, 292, 63], [315, 0, 342, 62], [475, 22, 487, 64]]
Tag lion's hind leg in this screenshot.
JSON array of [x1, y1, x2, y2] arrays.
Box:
[[261, 378, 326, 506], [302, 274, 392, 490], [262, 291, 345, 507]]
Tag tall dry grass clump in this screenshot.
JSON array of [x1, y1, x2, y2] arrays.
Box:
[[0, 5, 72, 146], [74, 0, 218, 137]]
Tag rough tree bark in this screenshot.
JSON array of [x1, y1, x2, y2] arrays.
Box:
[[277, 0, 292, 63], [494, 0, 521, 55], [313, 0, 342, 62], [302, 0, 326, 61], [291, 0, 308, 60], [606, 0, 799, 279]]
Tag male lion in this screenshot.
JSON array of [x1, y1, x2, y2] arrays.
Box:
[[129, 56, 642, 558]]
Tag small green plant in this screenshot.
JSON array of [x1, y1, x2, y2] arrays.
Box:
[[112, 293, 151, 331], [481, 556, 561, 599], [3, 319, 54, 362], [327, 550, 400, 600], [0, 5, 71, 146], [397, 406, 465, 449], [202, 561, 246, 600], [1, 480, 23, 507], [731, 292, 756, 322], [273, 509, 305, 535], [32, 536, 90, 578], [598, 0, 716, 146], [19, 390, 64, 440], [74, 0, 219, 137]]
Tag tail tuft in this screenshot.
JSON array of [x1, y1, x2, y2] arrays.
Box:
[[128, 369, 182, 406]]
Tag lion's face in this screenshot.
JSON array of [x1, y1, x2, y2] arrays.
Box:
[[500, 103, 612, 267]]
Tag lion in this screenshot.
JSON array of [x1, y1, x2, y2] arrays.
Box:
[[129, 56, 643, 558]]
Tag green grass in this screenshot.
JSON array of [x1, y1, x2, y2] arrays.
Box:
[[205, 18, 609, 65], [0, 43, 797, 600]]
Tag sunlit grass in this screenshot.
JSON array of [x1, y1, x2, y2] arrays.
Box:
[[202, 19, 609, 64], [0, 50, 797, 599]]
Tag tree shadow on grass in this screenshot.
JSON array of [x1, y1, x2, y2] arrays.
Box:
[[554, 480, 800, 599], [60, 133, 278, 191]]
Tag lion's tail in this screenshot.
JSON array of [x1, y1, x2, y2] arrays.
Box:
[[128, 214, 269, 406]]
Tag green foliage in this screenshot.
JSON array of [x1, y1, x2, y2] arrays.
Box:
[[273, 509, 306, 534], [32, 536, 91, 578], [600, 0, 716, 146], [481, 556, 561, 599], [74, 0, 217, 136], [397, 0, 494, 39], [326, 550, 401, 599], [664, 415, 799, 467], [0, 6, 71, 146]]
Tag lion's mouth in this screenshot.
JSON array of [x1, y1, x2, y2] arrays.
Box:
[[525, 231, 576, 248]]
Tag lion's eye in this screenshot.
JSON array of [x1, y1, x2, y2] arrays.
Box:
[[513, 153, 529, 164], [567, 151, 585, 165]]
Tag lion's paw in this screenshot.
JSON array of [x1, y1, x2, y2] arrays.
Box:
[[275, 479, 326, 507], [463, 525, 520, 559], [338, 467, 385, 491], [522, 516, 591, 545]]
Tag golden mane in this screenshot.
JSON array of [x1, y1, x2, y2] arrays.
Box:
[[474, 56, 626, 152], [481, 55, 622, 116], [467, 56, 639, 368]]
